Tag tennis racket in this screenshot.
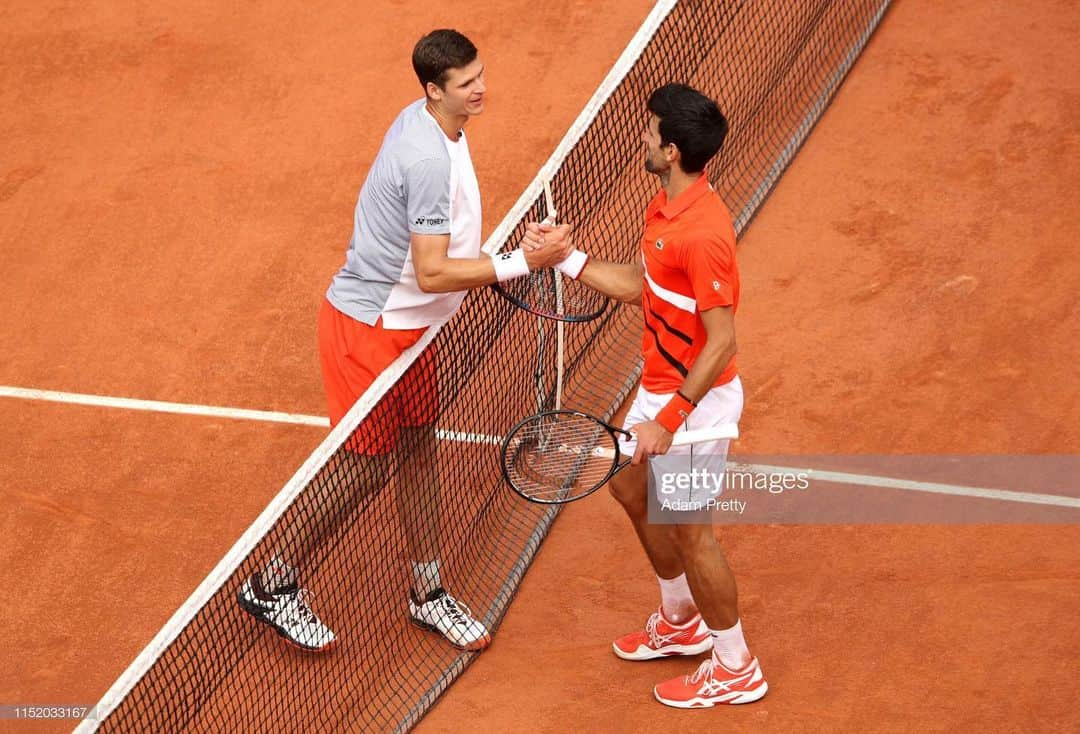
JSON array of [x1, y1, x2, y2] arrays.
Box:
[[500, 409, 739, 504], [491, 179, 609, 323]]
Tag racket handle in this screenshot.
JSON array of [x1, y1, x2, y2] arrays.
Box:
[[555, 423, 738, 462], [604, 423, 740, 456]]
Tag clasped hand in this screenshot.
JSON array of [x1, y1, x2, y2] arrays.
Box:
[[521, 221, 573, 270]]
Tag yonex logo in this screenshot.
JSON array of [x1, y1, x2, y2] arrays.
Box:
[[414, 216, 447, 226], [712, 280, 721, 290]]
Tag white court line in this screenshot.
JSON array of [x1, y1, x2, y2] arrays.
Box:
[[0, 384, 509, 445], [434, 429, 503, 446], [4, 385, 1074, 509], [731, 463, 1080, 509], [0, 385, 330, 427]]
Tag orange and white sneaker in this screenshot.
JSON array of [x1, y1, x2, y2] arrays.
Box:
[[612, 608, 712, 661], [654, 656, 768, 708]]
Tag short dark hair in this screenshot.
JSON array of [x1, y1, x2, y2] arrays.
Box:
[[646, 84, 729, 173], [412, 29, 478, 91]]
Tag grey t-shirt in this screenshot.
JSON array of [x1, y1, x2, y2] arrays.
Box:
[[327, 99, 482, 328]]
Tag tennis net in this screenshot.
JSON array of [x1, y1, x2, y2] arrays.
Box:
[[79, 1, 891, 730]]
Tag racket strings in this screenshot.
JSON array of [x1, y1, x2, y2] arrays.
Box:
[[503, 413, 615, 500], [503, 268, 607, 322]]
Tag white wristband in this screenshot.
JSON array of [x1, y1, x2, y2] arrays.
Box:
[[555, 249, 589, 279], [492, 249, 531, 282]]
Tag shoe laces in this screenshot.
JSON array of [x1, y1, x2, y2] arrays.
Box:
[[644, 612, 665, 647], [437, 594, 476, 628], [283, 588, 320, 626], [689, 657, 715, 685], [645, 610, 681, 648]]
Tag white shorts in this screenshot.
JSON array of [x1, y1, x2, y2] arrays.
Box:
[[620, 377, 743, 507]]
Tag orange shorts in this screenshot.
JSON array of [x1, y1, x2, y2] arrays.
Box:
[[317, 299, 438, 455]]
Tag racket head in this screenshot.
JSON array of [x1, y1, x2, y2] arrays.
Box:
[[491, 270, 608, 323], [500, 410, 627, 504], [491, 180, 607, 322]]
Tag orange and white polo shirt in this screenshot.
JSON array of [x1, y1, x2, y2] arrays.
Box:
[[638, 173, 740, 393]]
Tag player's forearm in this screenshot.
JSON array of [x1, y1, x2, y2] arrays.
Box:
[[651, 335, 736, 434], [577, 259, 642, 305], [415, 257, 499, 293], [678, 337, 737, 403]]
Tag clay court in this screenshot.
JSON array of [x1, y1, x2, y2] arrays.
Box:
[[2, 0, 1077, 731]]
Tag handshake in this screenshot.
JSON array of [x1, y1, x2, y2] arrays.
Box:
[[518, 220, 589, 280], [490, 214, 602, 321]]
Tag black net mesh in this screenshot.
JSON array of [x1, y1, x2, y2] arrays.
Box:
[[90, 1, 890, 730]]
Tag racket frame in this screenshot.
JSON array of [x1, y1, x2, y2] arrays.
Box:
[[500, 409, 629, 505], [500, 410, 740, 505], [489, 179, 608, 323]]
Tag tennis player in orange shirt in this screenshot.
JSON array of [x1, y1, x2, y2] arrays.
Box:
[[541, 83, 766, 707]]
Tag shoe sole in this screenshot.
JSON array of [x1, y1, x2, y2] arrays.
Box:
[[653, 681, 768, 708], [237, 589, 337, 653], [408, 616, 491, 651], [612, 637, 712, 661]]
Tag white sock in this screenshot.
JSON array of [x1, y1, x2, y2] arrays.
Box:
[[262, 555, 298, 594], [412, 560, 442, 599], [658, 573, 696, 624], [710, 620, 752, 671]]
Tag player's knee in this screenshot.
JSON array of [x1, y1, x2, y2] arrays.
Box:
[[671, 522, 715, 553], [608, 474, 646, 516]]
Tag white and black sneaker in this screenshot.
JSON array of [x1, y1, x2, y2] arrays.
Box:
[[408, 587, 491, 651], [238, 572, 337, 652]]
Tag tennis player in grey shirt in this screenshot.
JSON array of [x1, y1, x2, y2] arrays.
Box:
[[238, 29, 572, 652]]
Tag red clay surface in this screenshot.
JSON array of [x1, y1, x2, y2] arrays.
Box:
[[2, 0, 1077, 732]]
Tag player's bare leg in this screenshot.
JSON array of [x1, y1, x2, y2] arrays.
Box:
[[237, 447, 390, 652], [671, 523, 738, 630], [398, 423, 491, 650], [265, 404, 399, 588], [609, 463, 716, 661], [398, 424, 441, 589], [268, 449, 392, 584], [651, 521, 765, 709], [609, 462, 683, 580]]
